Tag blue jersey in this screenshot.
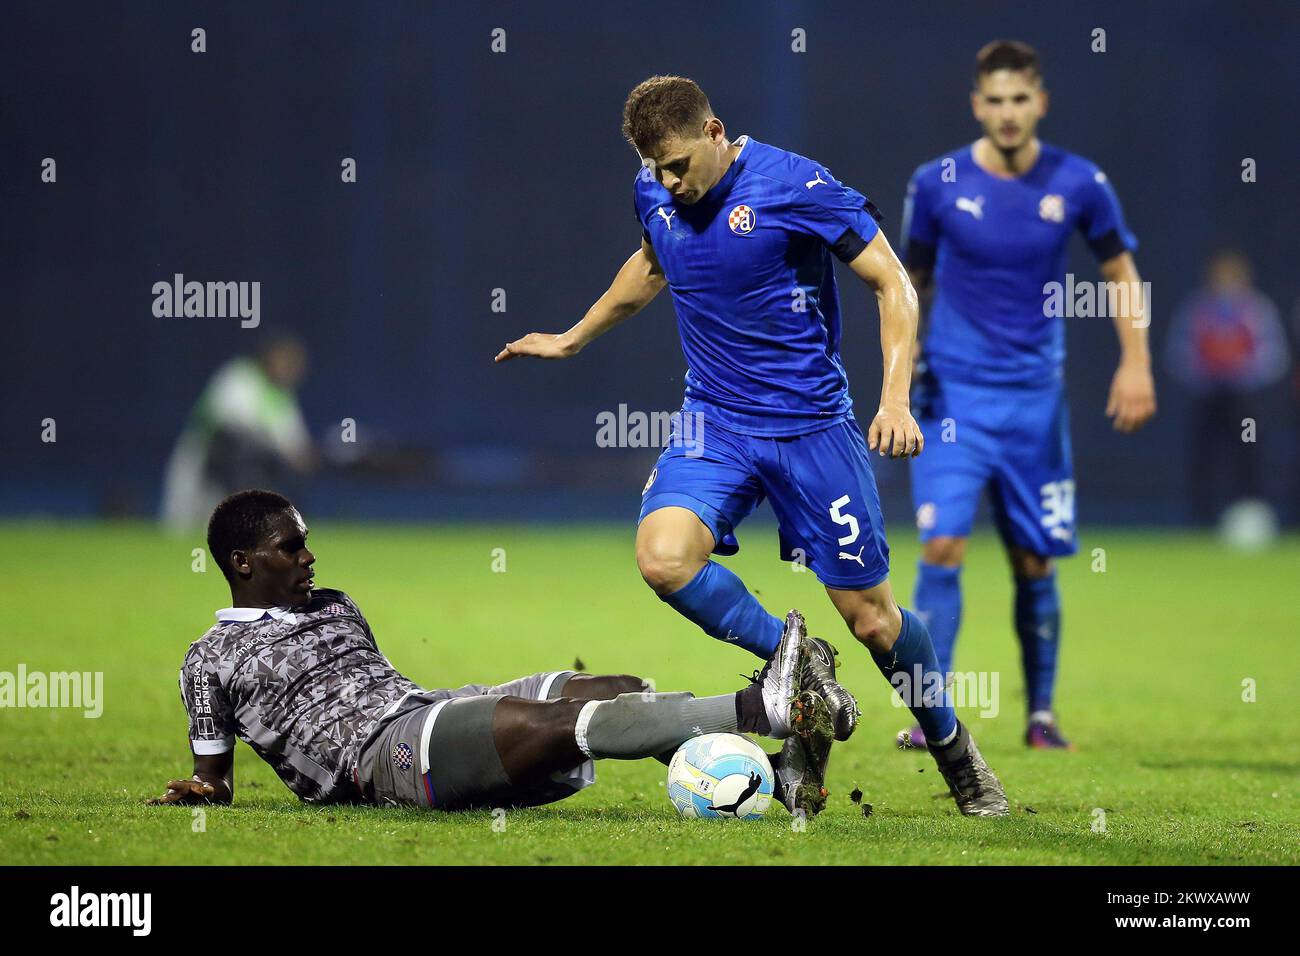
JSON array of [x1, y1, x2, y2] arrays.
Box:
[[634, 136, 881, 436], [901, 142, 1137, 387]]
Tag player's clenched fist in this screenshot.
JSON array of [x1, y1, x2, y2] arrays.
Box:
[[868, 403, 924, 458], [147, 777, 214, 805], [494, 332, 581, 363]]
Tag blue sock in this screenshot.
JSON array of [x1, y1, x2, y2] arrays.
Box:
[[661, 561, 784, 659], [1014, 572, 1061, 716], [871, 607, 958, 745], [914, 562, 962, 678]]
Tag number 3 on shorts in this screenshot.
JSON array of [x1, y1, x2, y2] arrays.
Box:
[[829, 495, 860, 546], [1040, 480, 1075, 531]]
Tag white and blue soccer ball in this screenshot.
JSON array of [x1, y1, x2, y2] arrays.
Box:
[[666, 733, 774, 820]]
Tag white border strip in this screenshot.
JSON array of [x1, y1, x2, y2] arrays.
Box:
[[574, 700, 602, 758], [538, 670, 569, 700], [418, 699, 452, 775]]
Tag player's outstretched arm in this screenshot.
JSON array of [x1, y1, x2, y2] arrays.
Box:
[[1100, 252, 1156, 433], [147, 751, 234, 805], [848, 231, 925, 458], [494, 239, 667, 363]]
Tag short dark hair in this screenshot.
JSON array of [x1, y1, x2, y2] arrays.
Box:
[[207, 489, 295, 582], [974, 40, 1041, 86], [621, 75, 713, 155]]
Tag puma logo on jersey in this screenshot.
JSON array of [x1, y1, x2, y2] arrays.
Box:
[[838, 546, 865, 566], [955, 196, 985, 220], [657, 207, 677, 230], [805, 170, 828, 189]]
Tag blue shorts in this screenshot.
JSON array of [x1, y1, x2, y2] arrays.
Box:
[[638, 417, 890, 590], [909, 372, 1078, 557]]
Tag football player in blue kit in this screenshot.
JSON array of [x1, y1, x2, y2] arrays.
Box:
[[897, 41, 1156, 751], [498, 75, 1008, 815]]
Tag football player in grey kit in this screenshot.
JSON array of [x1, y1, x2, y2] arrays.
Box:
[[149, 490, 852, 815]]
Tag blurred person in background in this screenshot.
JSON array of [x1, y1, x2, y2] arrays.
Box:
[[160, 337, 315, 530], [1165, 250, 1289, 524], [898, 41, 1154, 752]]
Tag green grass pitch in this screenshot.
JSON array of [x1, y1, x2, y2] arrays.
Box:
[[0, 521, 1296, 865]]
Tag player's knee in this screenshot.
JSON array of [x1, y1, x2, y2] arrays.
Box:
[[636, 539, 703, 595], [844, 602, 902, 654], [923, 536, 967, 568], [1008, 548, 1052, 579]]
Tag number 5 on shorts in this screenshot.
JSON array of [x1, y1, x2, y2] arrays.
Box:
[[829, 495, 860, 546]]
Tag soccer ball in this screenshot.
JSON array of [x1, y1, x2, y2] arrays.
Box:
[[666, 733, 774, 820], [1219, 498, 1278, 552]]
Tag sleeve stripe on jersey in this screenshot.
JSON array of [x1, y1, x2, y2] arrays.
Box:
[[828, 200, 884, 263], [1087, 228, 1130, 263], [830, 227, 869, 263]]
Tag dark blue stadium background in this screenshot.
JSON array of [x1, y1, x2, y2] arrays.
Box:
[[3, 1, 1297, 525]]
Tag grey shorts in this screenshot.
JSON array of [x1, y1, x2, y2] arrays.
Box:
[[356, 670, 596, 811]]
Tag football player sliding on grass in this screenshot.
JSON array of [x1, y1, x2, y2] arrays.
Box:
[[497, 75, 1008, 814], [148, 489, 847, 816]]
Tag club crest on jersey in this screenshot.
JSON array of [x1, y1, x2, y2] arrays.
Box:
[[392, 742, 414, 772], [1039, 194, 1066, 223], [642, 467, 657, 495], [728, 204, 756, 234]]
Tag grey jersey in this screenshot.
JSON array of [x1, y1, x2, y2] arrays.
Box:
[[179, 588, 423, 803]]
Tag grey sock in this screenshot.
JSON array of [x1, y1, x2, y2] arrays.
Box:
[[576, 692, 738, 760]]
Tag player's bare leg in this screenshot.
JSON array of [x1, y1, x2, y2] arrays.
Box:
[[557, 626, 843, 816], [556, 674, 650, 702], [827, 579, 1009, 816], [635, 505, 713, 595], [485, 618, 809, 805], [901, 534, 969, 748], [639, 509, 841, 719], [490, 697, 594, 788], [638, 506, 857, 738], [546, 673, 683, 767], [1007, 545, 1074, 750]]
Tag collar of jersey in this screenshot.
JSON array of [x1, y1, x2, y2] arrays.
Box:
[[215, 605, 299, 623], [692, 134, 750, 205], [967, 140, 1046, 183]]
